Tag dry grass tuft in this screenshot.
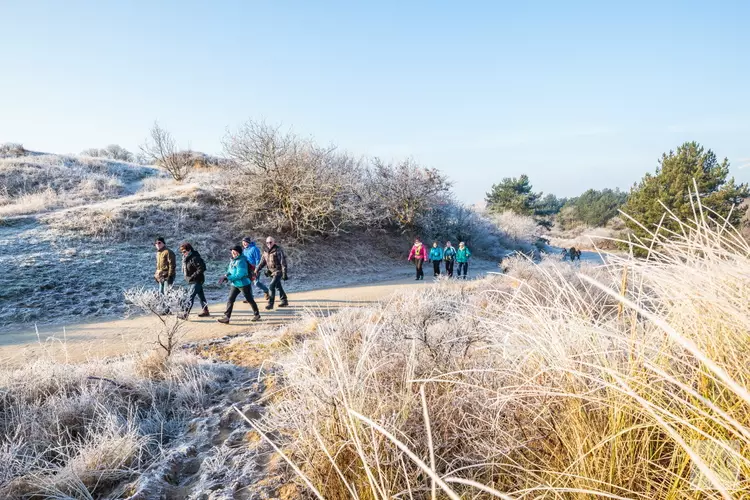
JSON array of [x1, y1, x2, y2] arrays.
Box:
[[264, 209, 750, 499], [0, 352, 245, 498]]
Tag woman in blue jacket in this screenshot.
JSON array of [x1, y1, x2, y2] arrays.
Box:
[[217, 245, 260, 324], [429, 241, 444, 277]]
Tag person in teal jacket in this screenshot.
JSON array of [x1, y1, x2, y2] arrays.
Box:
[[217, 245, 260, 324], [456, 241, 472, 279], [429, 241, 444, 277], [443, 241, 457, 277]]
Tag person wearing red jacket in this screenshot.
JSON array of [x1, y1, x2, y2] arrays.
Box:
[[407, 238, 428, 280]]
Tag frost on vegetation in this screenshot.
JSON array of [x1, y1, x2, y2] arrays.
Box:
[[266, 211, 750, 499], [0, 153, 157, 216], [0, 352, 247, 498]]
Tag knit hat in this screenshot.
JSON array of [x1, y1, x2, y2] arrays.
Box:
[[155, 236, 165, 244], [231, 245, 243, 255], [242, 237, 252, 245]]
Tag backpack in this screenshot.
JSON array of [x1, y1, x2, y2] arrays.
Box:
[[444, 248, 455, 262]]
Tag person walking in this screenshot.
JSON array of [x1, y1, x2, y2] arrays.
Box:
[[217, 245, 260, 324], [407, 238, 428, 280], [242, 237, 270, 300], [154, 237, 176, 294], [256, 236, 288, 310], [429, 241, 443, 277], [456, 241, 472, 279], [443, 241, 457, 278], [178, 242, 210, 319]]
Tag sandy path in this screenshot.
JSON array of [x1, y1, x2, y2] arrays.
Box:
[[0, 266, 495, 366]]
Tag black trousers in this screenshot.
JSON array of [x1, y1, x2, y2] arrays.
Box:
[[187, 283, 208, 314], [445, 260, 454, 277], [224, 285, 259, 318], [414, 259, 424, 279], [432, 260, 441, 276], [457, 262, 469, 279], [268, 274, 288, 304]]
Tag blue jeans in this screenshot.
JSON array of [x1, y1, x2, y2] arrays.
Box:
[[158, 280, 171, 295], [253, 277, 269, 295], [187, 283, 208, 314]]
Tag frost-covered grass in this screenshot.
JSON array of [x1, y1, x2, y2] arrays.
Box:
[[263, 213, 750, 499], [491, 210, 541, 245], [0, 153, 157, 217], [0, 351, 247, 498]]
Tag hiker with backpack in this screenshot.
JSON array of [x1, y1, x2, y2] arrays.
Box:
[[256, 236, 289, 310], [456, 241, 472, 279], [429, 241, 443, 277], [443, 241, 457, 277], [242, 237, 270, 300], [154, 237, 176, 294], [216, 245, 261, 324], [178, 242, 210, 320], [408, 238, 428, 280]]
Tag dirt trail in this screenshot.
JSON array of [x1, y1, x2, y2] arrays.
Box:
[[0, 267, 495, 366]]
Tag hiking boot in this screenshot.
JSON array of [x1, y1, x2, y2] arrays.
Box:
[[265, 303, 274, 310], [197, 308, 210, 317], [278, 301, 289, 308], [251, 314, 261, 322], [217, 317, 230, 324]]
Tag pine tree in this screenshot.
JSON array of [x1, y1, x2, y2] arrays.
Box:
[[485, 174, 541, 215], [623, 142, 748, 249]]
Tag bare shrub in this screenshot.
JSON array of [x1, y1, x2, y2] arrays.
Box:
[[222, 120, 456, 242], [491, 209, 539, 243], [124, 287, 189, 357], [0, 142, 26, 157], [80, 144, 135, 162], [222, 120, 376, 240], [140, 122, 193, 181], [367, 157, 452, 231]]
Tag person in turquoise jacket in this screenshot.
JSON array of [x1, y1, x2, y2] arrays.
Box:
[[217, 245, 260, 324], [456, 241, 472, 279], [443, 241, 457, 277], [429, 241, 444, 277]]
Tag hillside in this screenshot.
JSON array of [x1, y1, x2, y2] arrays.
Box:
[[0, 148, 521, 329]]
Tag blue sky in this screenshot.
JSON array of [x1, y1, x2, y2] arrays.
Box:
[[1, 1, 749, 203]]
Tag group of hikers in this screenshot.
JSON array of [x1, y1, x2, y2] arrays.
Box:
[[152, 235, 475, 324], [561, 247, 582, 261], [153, 236, 288, 324], [408, 238, 472, 280]]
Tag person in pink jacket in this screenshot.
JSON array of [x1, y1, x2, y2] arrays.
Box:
[[407, 238, 428, 280]]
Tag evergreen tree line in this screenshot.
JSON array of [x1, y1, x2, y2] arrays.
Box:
[[485, 141, 749, 247]]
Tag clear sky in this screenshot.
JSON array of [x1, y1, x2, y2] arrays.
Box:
[[1, 1, 748, 203]]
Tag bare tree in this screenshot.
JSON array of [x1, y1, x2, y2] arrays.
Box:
[[140, 122, 193, 181], [124, 287, 189, 357]]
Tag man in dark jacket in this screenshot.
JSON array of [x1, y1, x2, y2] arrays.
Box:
[[154, 237, 176, 294], [178, 242, 210, 319], [255, 236, 288, 310]]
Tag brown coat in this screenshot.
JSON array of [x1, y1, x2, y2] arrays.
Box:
[[155, 248, 176, 283], [257, 244, 287, 276]]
